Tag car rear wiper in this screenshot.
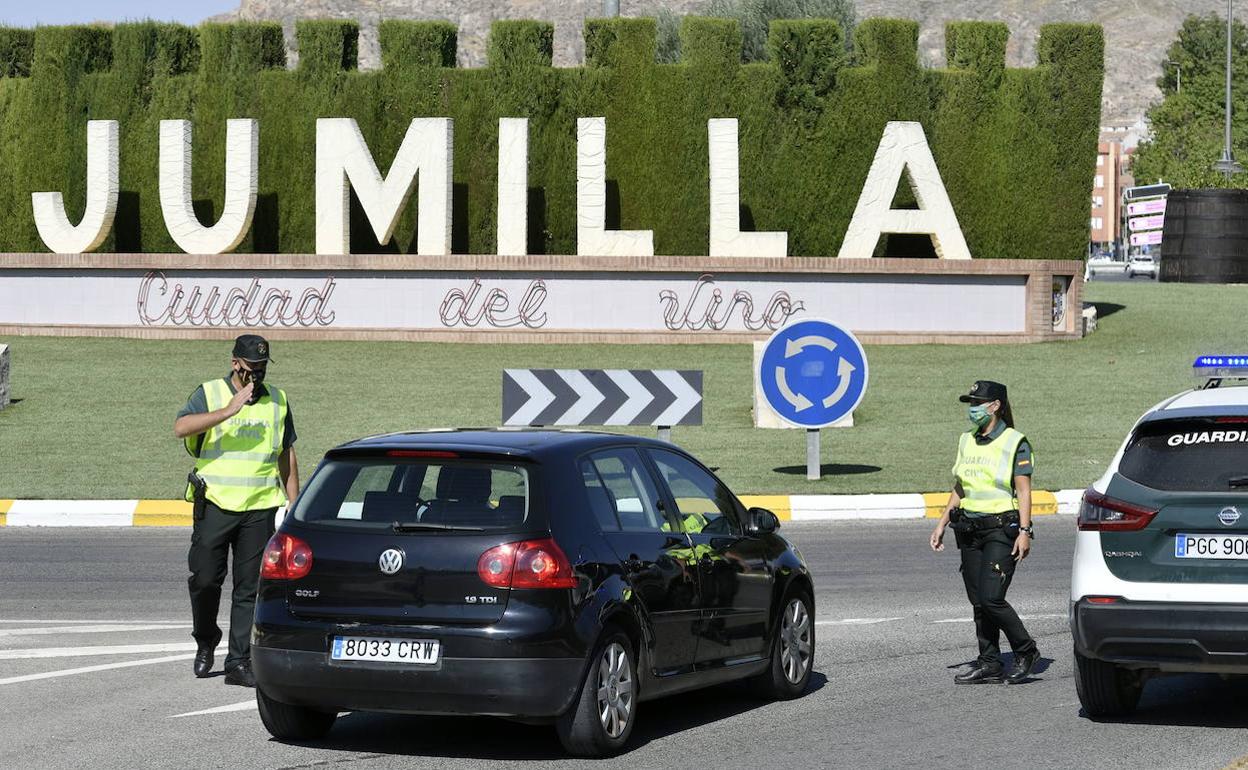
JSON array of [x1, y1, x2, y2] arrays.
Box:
[[1229, 475, 1248, 488], [390, 521, 485, 532]]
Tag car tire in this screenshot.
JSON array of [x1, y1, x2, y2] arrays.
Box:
[[752, 589, 815, 700], [555, 629, 637, 757], [256, 687, 337, 741], [1074, 648, 1142, 718]]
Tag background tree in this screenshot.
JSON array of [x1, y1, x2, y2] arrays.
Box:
[[655, 0, 855, 63], [1135, 14, 1248, 188]]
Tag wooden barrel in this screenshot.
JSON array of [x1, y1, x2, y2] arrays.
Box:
[[1160, 188, 1248, 283]]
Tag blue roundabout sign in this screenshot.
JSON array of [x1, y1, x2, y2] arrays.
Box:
[[757, 318, 869, 429]]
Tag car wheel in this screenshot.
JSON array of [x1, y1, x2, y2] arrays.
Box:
[[1074, 648, 1142, 718], [256, 687, 337, 741], [556, 629, 636, 757], [752, 590, 815, 699]]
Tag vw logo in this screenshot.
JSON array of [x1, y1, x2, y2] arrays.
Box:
[[1219, 507, 1242, 527], [378, 548, 405, 575]]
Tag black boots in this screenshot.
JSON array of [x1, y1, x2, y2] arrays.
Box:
[[954, 663, 1004, 685], [193, 644, 214, 679]]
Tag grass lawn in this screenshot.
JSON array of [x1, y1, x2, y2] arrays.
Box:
[[0, 280, 1237, 499]]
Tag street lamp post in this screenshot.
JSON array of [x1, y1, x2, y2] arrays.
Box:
[[1214, 0, 1243, 179], [1165, 60, 1181, 94]]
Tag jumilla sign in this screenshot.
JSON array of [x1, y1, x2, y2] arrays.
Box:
[[34, 117, 971, 260]]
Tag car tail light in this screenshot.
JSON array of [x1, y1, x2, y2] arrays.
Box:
[[477, 538, 577, 589], [1085, 596, 1122, 605], [1077, 489, 1158, 532], [261, 532, 313, 580]]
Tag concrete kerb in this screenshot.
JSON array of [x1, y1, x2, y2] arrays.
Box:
[[0, 491, 1085, 526]]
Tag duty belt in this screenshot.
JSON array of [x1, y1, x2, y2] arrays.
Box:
[[949, 509, 1020, 532]]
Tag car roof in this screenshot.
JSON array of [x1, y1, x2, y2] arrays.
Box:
[[1143, 385, 1248, 422], [328, 428, 674, 460]]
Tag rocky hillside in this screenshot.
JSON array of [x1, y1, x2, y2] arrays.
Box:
[[211, 0, 1230, 126]]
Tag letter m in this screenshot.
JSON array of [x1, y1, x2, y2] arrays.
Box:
[[316, 118, 453, 255]]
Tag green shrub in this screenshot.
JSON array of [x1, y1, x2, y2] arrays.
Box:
[[0, 17, 1103, 259]]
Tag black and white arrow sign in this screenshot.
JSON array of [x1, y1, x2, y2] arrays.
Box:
[[502, 370, 703, 427]]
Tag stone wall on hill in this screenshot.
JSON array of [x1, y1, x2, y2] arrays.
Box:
[[212, 0, 1228, 126]]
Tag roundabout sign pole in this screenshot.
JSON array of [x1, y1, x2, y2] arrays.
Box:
[[756, 318, 870, 480]]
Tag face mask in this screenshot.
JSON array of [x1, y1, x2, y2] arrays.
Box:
[[235, 366, 266, 385], [968, 404, 993, 427]]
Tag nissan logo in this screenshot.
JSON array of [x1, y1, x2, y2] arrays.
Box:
[[1219, 507, 1242, 527], [378, 548, 405, 574]]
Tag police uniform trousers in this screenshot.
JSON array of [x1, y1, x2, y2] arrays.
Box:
[[957, 525, 1037, 669], [187, 501, 276, 670]]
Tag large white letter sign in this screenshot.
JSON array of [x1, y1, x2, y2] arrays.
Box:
[[159, 119, 258, 254], [576, 117, 653, 257], [497, 118, 528, 256], [32, 120, 119, 254], [708, 118, 786, 258], [315, 118, 453, 256], [837, 121, 972, 260]]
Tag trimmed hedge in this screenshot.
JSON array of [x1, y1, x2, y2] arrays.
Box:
[[0, 17, 1103, 258]]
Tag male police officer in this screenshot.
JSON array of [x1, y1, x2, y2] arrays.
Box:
[[174, 335, 298, 687]]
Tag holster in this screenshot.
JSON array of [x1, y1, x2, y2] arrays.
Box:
[[187, 471, 208, 521]]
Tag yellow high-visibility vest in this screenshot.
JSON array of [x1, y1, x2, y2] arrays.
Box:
[[953, 427, 1026, 515], [184, 379, 288, 511]]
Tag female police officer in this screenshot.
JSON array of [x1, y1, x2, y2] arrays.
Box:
[[929, 380, 1039, 685]]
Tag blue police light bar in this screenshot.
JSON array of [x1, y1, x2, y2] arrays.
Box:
[[1194, 355, 1248, 382]]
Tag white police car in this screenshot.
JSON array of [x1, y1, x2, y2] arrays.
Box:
[[1071, 356, 1248, 717]]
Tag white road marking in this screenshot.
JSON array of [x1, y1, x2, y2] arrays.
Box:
[[0, 619, 185, 625], [933, 613, 1067, 624], [816, 618, 902, 626], [170, 700, 257, 719], [0, 624, 191, 637], [0, 647, 224, 686], [0, 642, 210, 660]]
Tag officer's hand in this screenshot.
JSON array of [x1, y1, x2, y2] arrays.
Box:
[[929, 525, 946, 552], [1012, 533, 1031, 562], [227, 383, 254, 415]]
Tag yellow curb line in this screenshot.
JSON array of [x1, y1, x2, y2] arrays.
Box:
[[133, 500, 193, 527], [922, 491, 1059, 519], [739, 495, 792, 521], [0, 499, 11, 526]]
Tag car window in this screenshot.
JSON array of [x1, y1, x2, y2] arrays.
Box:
[[647, 449, 742, 536], [1119, 418, 1248, 492], [581, 449, 666, 532], [295, 458, 529, 530]]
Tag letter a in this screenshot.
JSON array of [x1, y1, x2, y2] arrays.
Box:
[[159, 119, 258, 254], [315, 118, 452, 255], [32, 120, 119, 253], [837, 121, 972, 260]]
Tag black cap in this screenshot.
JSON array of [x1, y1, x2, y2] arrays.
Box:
[[232, 334, 273, 363], [959, 380, 1007, 404]]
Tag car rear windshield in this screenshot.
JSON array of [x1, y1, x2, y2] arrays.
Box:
[[294, 456, 530, 531], [1119, 418, 1248, 491]]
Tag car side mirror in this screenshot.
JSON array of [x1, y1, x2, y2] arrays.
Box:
[[746, 507, 779, 535]]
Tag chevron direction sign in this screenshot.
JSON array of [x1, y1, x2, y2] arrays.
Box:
[[502, 370, 703, 427]]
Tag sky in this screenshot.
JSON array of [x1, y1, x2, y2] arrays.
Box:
[[1, 1, 237, 26]]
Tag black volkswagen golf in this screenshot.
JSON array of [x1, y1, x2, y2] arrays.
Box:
[[252, 429, 815, 757]]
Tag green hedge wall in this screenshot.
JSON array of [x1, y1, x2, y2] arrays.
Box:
[[0, 17, 1103, 258]]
